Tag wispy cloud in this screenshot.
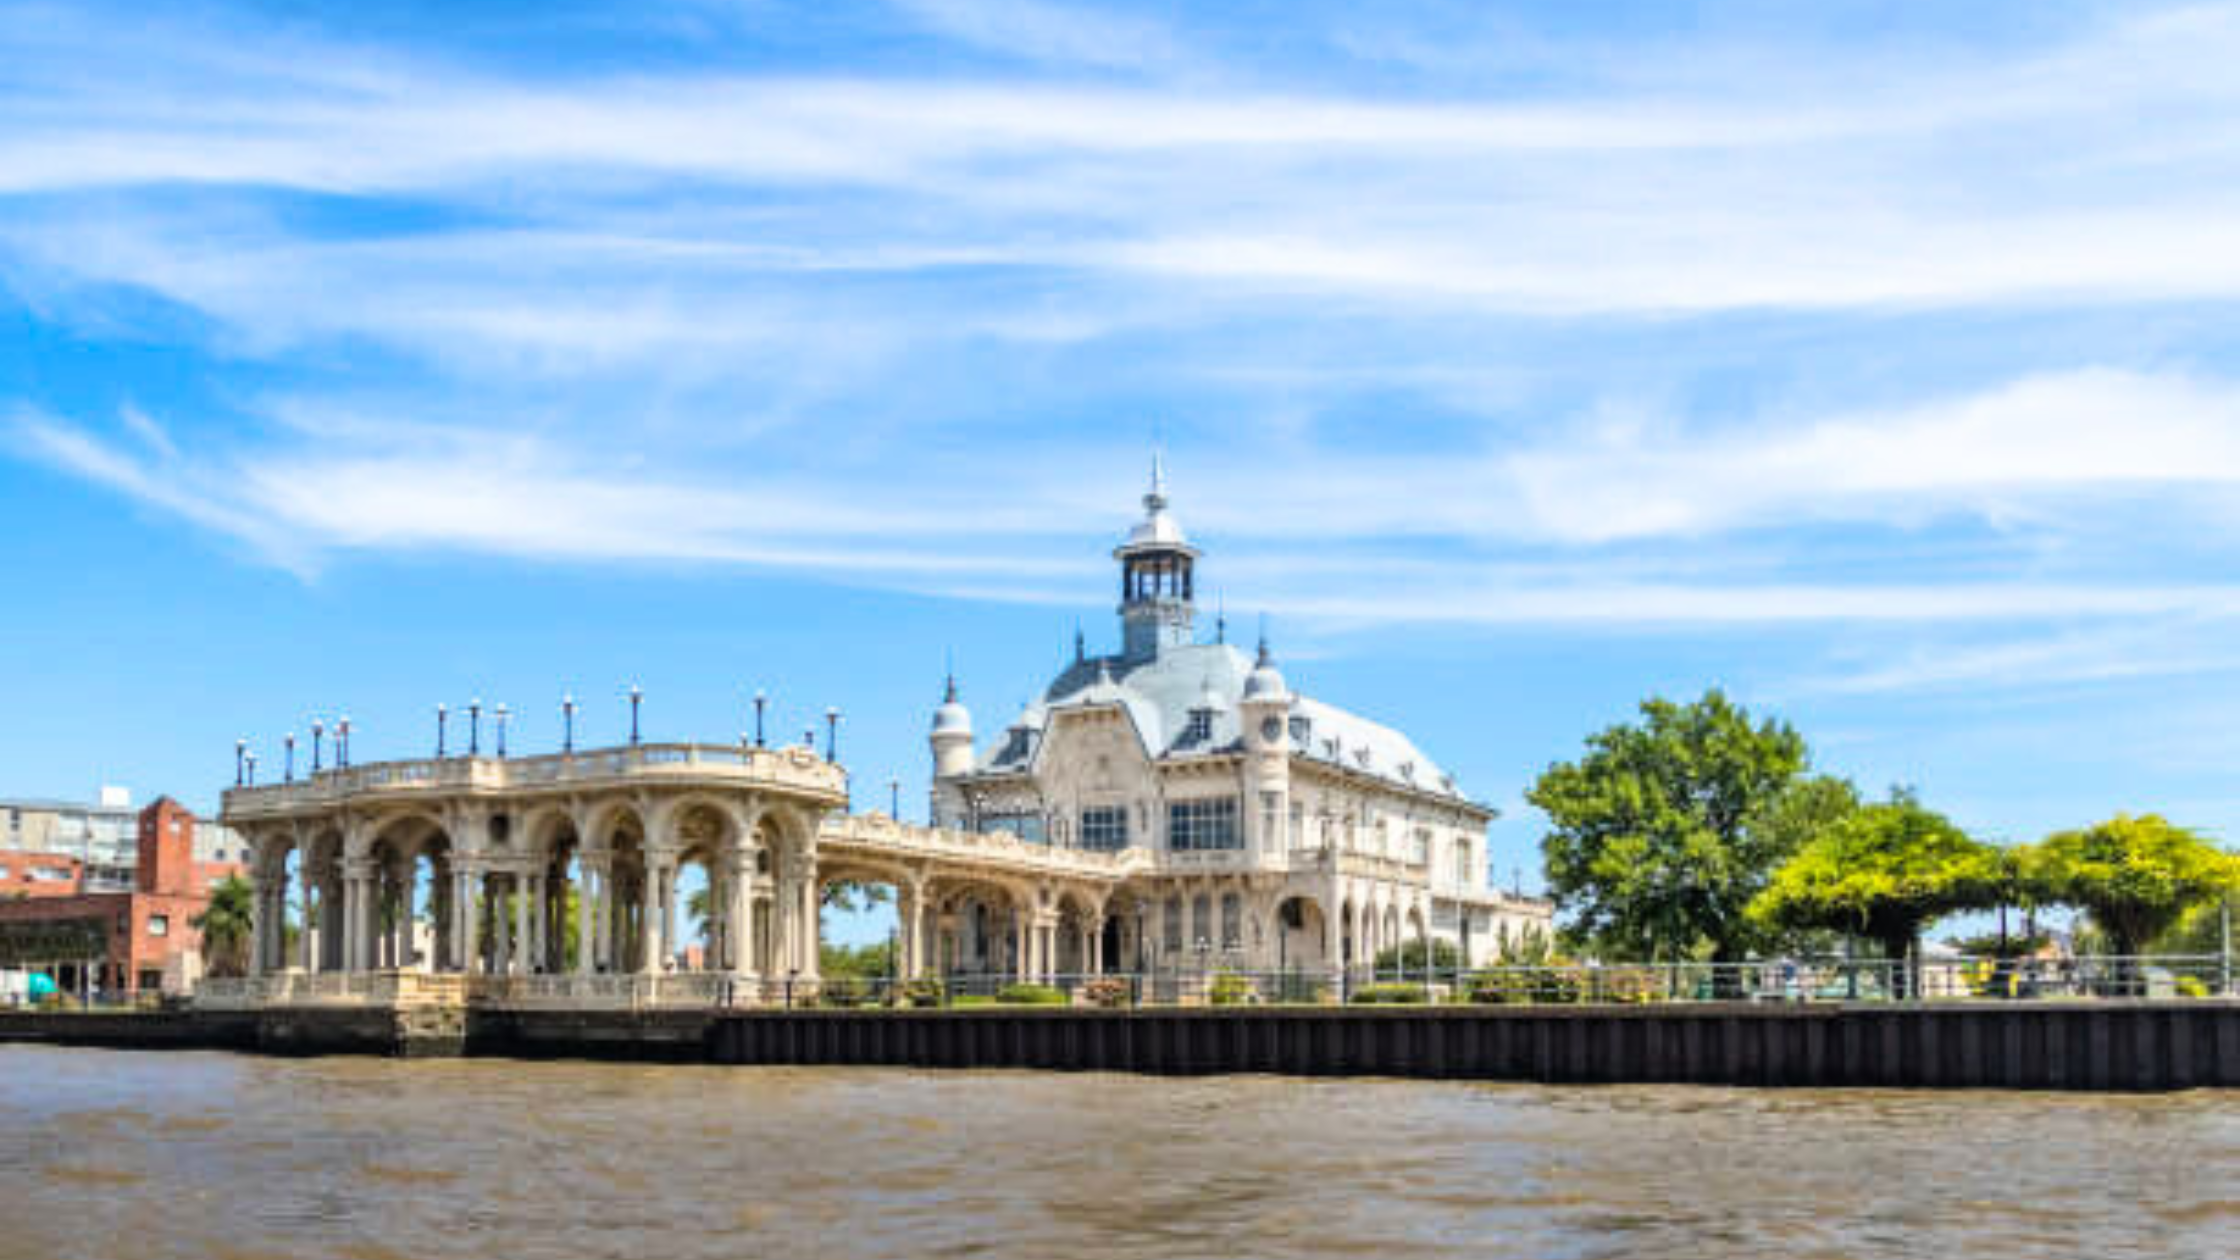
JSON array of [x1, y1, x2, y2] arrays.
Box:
[[7, 0, 2240, 685]]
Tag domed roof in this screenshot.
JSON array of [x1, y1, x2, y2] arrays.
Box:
[[1113, 450, 1200, 557], [1242, 639, 1289, 701], [931, 676, 972, 736]]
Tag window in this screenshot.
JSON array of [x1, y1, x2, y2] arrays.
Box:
[[1288, 716, 1310, 745], [1079, 806, 1128, 851], [1181, 709, 1213, 746], [1163, 896, 1184, 952], [147, 915, 169, 938], [1410, 827, 1431, 866], [1167, 797, 1240, 851], [979, 813, 1047, 844], [32, 865, 72, 882], [1220, 893, 1242, 949], [1288, 801, 1305, 849], [1191, 894, 1213, 949]]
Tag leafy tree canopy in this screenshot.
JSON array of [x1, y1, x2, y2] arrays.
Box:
[[1749, 791, 2005, 962], [2017, 815, 2236, 957], [193, 874, 254, 977], [1528, 690, 1843, 961]]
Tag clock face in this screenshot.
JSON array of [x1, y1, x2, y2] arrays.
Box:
[[1260, 716, 1283, 743]]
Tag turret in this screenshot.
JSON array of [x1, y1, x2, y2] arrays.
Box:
[[1114, 452, 1200, 663], [929, 674, 975, 826], [1240, 635, 1292, 854]]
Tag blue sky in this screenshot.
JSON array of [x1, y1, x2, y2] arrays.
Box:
[[4, 1, 2238, 941]]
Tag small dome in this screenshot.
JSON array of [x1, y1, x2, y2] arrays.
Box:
[[1243, 639, 1289, 701], [931, 676, 972, 736]]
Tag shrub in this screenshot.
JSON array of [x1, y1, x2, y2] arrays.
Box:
[[1208, 971, 1256, 1006], [994, 983, 1068, 1006], [2176, 975, 2210, 999], [900, 977, 946, 1008], [1466, 962, 1584, 1005], [1082, 976, 1132, 1008], [1372, 939, 1464, 974], [951, 994, 998, 1007], [1348, 982, 1430, 1005], [817, 975, 871, 1008]]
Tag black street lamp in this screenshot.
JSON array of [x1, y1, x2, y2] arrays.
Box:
[[824, 707, 842, 761], [284, 732, 296, 783], [468, 698, 482, 757], [311, 719, 324, 773], [629, 684, 643, 746], [561, 694, 576, 753], [494, 703, 509, 759], [337, 716, 351, 768], [889, 777, 900, 819], [752, 690, 767, 749], [436, 703, 449, 758], [234, 738, 246, 787], [244, 751, 258, 787]]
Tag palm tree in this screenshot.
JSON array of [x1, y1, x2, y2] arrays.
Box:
[[194, 875, 254, 977]]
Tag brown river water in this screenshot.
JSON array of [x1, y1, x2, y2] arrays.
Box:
[[1, 1045, 2233, 1260]]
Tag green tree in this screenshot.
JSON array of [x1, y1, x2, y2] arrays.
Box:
[[193, 875, 254, 977], [2017, 815, 2237, 958], [819, 939, 895, 979], [1749, 792, 2006, 977], [1527, 690, 1839, 962]]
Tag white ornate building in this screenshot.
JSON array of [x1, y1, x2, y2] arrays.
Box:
[[208, 463, 1547, 1010], [928, 462, 1551, 978]]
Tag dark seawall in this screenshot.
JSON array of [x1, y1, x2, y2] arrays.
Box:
[[6, 1002, 2238, 1090]]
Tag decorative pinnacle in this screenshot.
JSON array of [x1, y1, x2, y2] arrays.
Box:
[[1145, 446, 1168, 512]]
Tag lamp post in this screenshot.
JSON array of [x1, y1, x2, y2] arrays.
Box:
[[561, 694, 576, 754], [337, 716, 351, 768], [468, 698, 482, 757], [889, 777, 900, 819], [284, 732, 296, 783], [310, 719, 324, 774], [753, 690, 767, 748], [824, 707, 842, 761], [629, 684, 642, 746], [436, 703, 448, 758], [495, 703, 509, 759], [244, 751, 257, 787], [234, 738, 246, 787]]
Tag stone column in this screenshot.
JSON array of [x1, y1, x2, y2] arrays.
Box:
[[297, 866, 319, 972], [464, 869, 486, 975], [246, 870, 267, 978], [575, 864, 596, 975], [727, 857, 755, 977], [660, 862, 679, 970], [1013, 907, 1031, 982], [510, 872, 531, 976], [638, 860, 662, 975], [797, 870, 820, 981], [1091, 916, 1106, 974], [903, 888, 925, 980]]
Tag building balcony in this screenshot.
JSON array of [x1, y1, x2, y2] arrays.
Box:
[[221, 742, 849, 821]]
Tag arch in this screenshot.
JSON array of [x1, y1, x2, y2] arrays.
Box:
[[1274, 893, 1328, 972]]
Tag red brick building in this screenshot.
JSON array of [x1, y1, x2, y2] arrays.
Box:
[[0, 797, 247, 999]]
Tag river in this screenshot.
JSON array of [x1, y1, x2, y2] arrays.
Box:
[[0, 1045, 2232, 1258]]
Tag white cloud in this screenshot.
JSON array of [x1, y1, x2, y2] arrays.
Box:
[[889, 0, 1192, 73]]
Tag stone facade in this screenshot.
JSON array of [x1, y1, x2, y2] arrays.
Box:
[[928, 464, 1552, 976]]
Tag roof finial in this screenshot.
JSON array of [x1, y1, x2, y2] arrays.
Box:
[[1074, 622, 1086, 662], [944, 649, 957, 702], [1256, 613, 1271, 664], [1216, 593, 1226, 644], [1146, 443, 1168, 512]]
